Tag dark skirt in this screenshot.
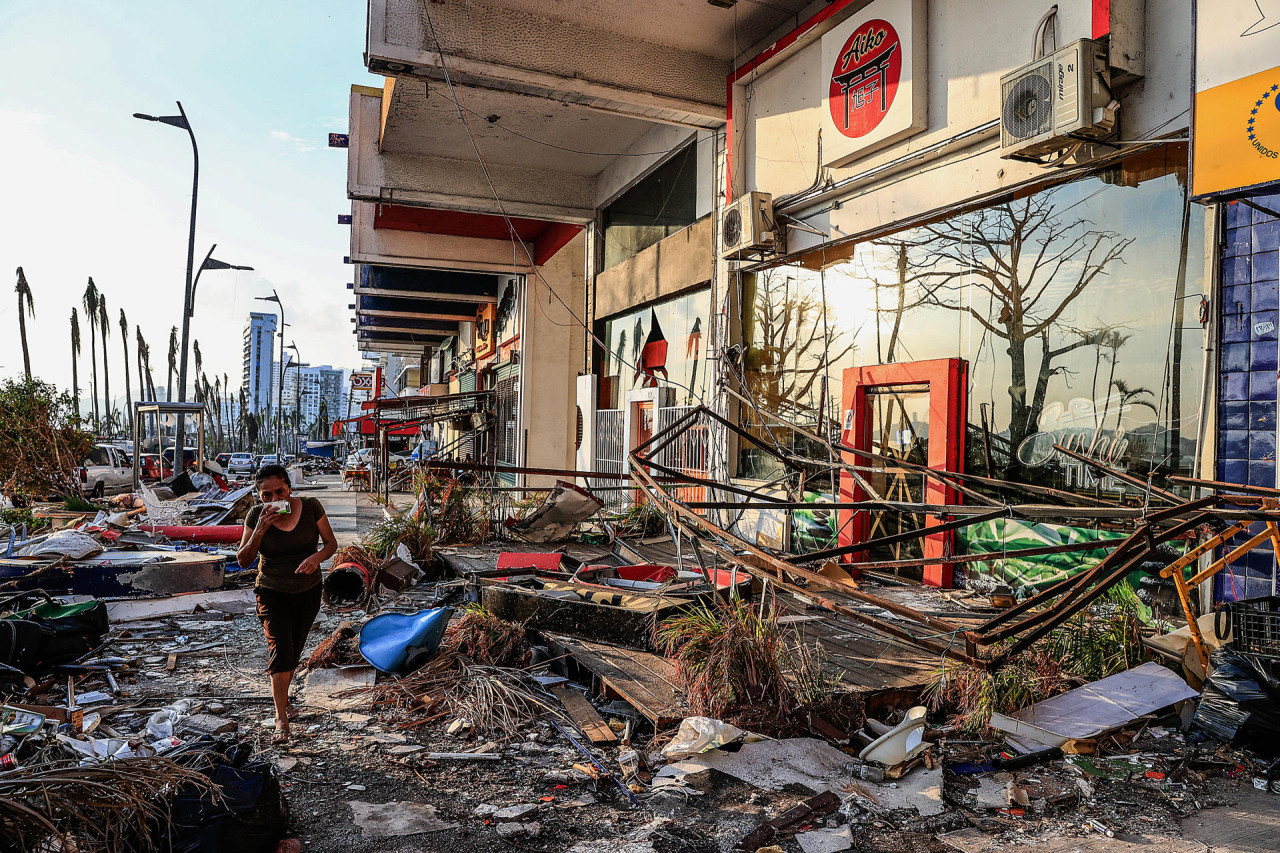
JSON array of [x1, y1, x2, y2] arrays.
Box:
[[255, 584, 323, 674]]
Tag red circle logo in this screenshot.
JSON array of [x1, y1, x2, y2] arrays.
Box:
[[828, 19, 902, 139]]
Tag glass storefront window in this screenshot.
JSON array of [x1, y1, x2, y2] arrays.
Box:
[[740, 146, 1207, 505], [597, 288, 711, 410], [602, 144, 698, 269]]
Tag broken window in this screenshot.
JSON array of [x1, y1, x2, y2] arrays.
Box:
[[601, 143, 698, 269]]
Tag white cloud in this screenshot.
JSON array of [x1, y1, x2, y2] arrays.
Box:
[[269, 129, 316, 153]]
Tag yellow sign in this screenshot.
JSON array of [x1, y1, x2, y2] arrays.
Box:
[[1192, 1, 1280, 198], [1193, 65, 1280, 198]]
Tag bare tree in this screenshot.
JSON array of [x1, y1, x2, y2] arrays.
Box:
[[97, 294, 111, 434], [747, 270, 856, 421], [83, 278, 100, 429], [166, 326, 178, 403], [894, 194, 1132, 457], [70, 308, 82, 421], [14, 268, 34, 379], [118, 309, 133, 435]]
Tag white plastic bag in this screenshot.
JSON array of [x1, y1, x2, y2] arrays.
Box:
[[660, 717, 747, 760], [145, 699, 193, 740]]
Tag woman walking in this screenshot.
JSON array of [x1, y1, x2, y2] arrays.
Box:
[[237, 464, 337, 743]]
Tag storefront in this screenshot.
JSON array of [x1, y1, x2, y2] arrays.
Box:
[[736, 147, 1208, 586]]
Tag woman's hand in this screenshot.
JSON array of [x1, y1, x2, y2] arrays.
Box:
[[296, 553, 324, 575], [254, 509, 286, 535]]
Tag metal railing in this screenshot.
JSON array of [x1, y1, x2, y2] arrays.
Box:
[[654, 405, 710, 507], [593, 408, 626, 508]]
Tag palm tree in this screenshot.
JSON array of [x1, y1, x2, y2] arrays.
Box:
[[83, 278, 100, 429], [213, 375, 224, 447], [97, 294, 111, 434], [1109, 379, 1159, 430], [135, 326, 148, 402], [71, 308, 82, 420], [1099, 330, 1134, 430], [14, 268, 34, 379], [167, 326, 179, 402], [118, 309, 133, 435], [142, 338, 157, 401]]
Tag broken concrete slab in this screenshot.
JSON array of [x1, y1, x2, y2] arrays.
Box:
[[177, 713, 238, 736], [859, 766, 944, 816], [497, 822, 542, 839], [657, 737, 851, 794], [795, 826, 853, 853], [348, 801, 458, 838], [494, 803, 541, 822], [301, 666, 376, 711]]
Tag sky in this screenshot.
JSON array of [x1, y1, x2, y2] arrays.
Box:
[[0, 1, 381, 408]]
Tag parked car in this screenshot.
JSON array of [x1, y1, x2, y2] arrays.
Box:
[[79, 444, 133, 498], [161, 447, 200, 471], [259, 454, 280, 468], [138, 453, 168, 481], [345, 447, 407, 468], [215, 452, 232, 468], [227, 453, 254, 476]]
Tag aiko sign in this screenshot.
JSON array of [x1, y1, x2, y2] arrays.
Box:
[[821, 0, 926, 168]]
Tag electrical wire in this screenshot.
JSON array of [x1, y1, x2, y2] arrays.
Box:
[[414, 0, 714, 410]]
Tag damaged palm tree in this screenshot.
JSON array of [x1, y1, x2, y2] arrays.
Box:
[[0, 757, 218, 853], [440, 604, 530, 668]]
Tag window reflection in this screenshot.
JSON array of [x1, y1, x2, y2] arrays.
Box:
[[598, 288, 711, 410], [740, 147, 1206, 502]]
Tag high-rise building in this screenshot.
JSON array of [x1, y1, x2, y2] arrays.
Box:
[[281, 363, 346, 435], [242, 312, 277, 416]]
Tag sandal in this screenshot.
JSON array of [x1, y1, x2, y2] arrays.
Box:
[[272, 720, 290, 745]]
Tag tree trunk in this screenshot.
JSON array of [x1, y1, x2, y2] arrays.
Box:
[[71, 346, 80, 421], [89, 323, 100, 429], [121, 335, 133, 435], [102, 329, 111, 434], [18, 299, 31, 379]]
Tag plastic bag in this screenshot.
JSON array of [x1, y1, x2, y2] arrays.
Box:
[[660, 717, 746, 760], [147, 699, 194, 740], [1193, 649, 1280, 751]]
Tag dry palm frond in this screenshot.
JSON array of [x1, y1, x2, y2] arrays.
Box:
[[0, 756, 218, 853], [359, 655, 560, 736], [655, 597, 792, 718], [304, 621, 362, 670], [440, 605, 530, 668]]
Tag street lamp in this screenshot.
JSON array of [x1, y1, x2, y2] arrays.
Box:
[[133, 103, 197, 404], [189, 244, 252, 317], [254, 290, 286, 451], [286, 343, 305, 456]]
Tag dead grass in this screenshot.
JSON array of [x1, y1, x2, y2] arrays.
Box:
[[0, 756, 218, 853], [654, 598, 793, 718], [923, 583, 1154, 732]]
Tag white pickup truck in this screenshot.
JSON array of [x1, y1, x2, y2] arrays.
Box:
[[79, 444, 133, 498]]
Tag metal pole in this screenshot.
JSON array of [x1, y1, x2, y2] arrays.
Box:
[[174, 101, 198, 463], [275, 293, 286, 452]]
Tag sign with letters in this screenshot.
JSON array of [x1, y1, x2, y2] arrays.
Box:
[[1192, 0, 1280, 198], [820, 0, 927, 168]]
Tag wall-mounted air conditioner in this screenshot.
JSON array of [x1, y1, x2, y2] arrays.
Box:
[[720, 191, 775, 259], [1000, 39, 1116, 162]]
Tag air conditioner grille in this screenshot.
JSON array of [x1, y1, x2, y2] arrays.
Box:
[[1001, 62, 1053, 145], [723, 207, 743, 251]]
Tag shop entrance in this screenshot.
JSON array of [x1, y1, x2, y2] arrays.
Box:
[[839, 358, 967, 588]]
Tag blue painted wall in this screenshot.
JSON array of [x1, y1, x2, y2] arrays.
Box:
[[1218, 194, 1280, 601]]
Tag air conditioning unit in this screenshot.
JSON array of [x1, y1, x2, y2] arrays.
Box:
[[720, 191, 775, 259], [1000, 39, 1116, 162]]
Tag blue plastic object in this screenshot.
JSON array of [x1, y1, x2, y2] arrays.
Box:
[[359, 607, 453, 674]]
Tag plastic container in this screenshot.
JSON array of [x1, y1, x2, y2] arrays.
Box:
[[1230, 596, 1280, 661]]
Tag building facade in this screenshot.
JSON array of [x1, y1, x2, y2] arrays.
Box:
[[340, 0, 1280, 600], [242, 312, 277, 417]]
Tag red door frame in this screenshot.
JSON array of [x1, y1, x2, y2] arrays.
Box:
[[838, 358, 967, 588]]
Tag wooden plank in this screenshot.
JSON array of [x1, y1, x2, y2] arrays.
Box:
[[165, 652, 179, 673], [551, 635, 688, 728], [550, 684, 618, 745]]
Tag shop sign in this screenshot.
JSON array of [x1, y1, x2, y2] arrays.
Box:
[[350, 372, 373, 390], [1191, 1, 1280, 198], [820, 0, 927, 168], [475, 303, 496, 359]]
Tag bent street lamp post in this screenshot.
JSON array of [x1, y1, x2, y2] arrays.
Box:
[[134, 102, 198, 457], [190, 244, 253, 316]]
